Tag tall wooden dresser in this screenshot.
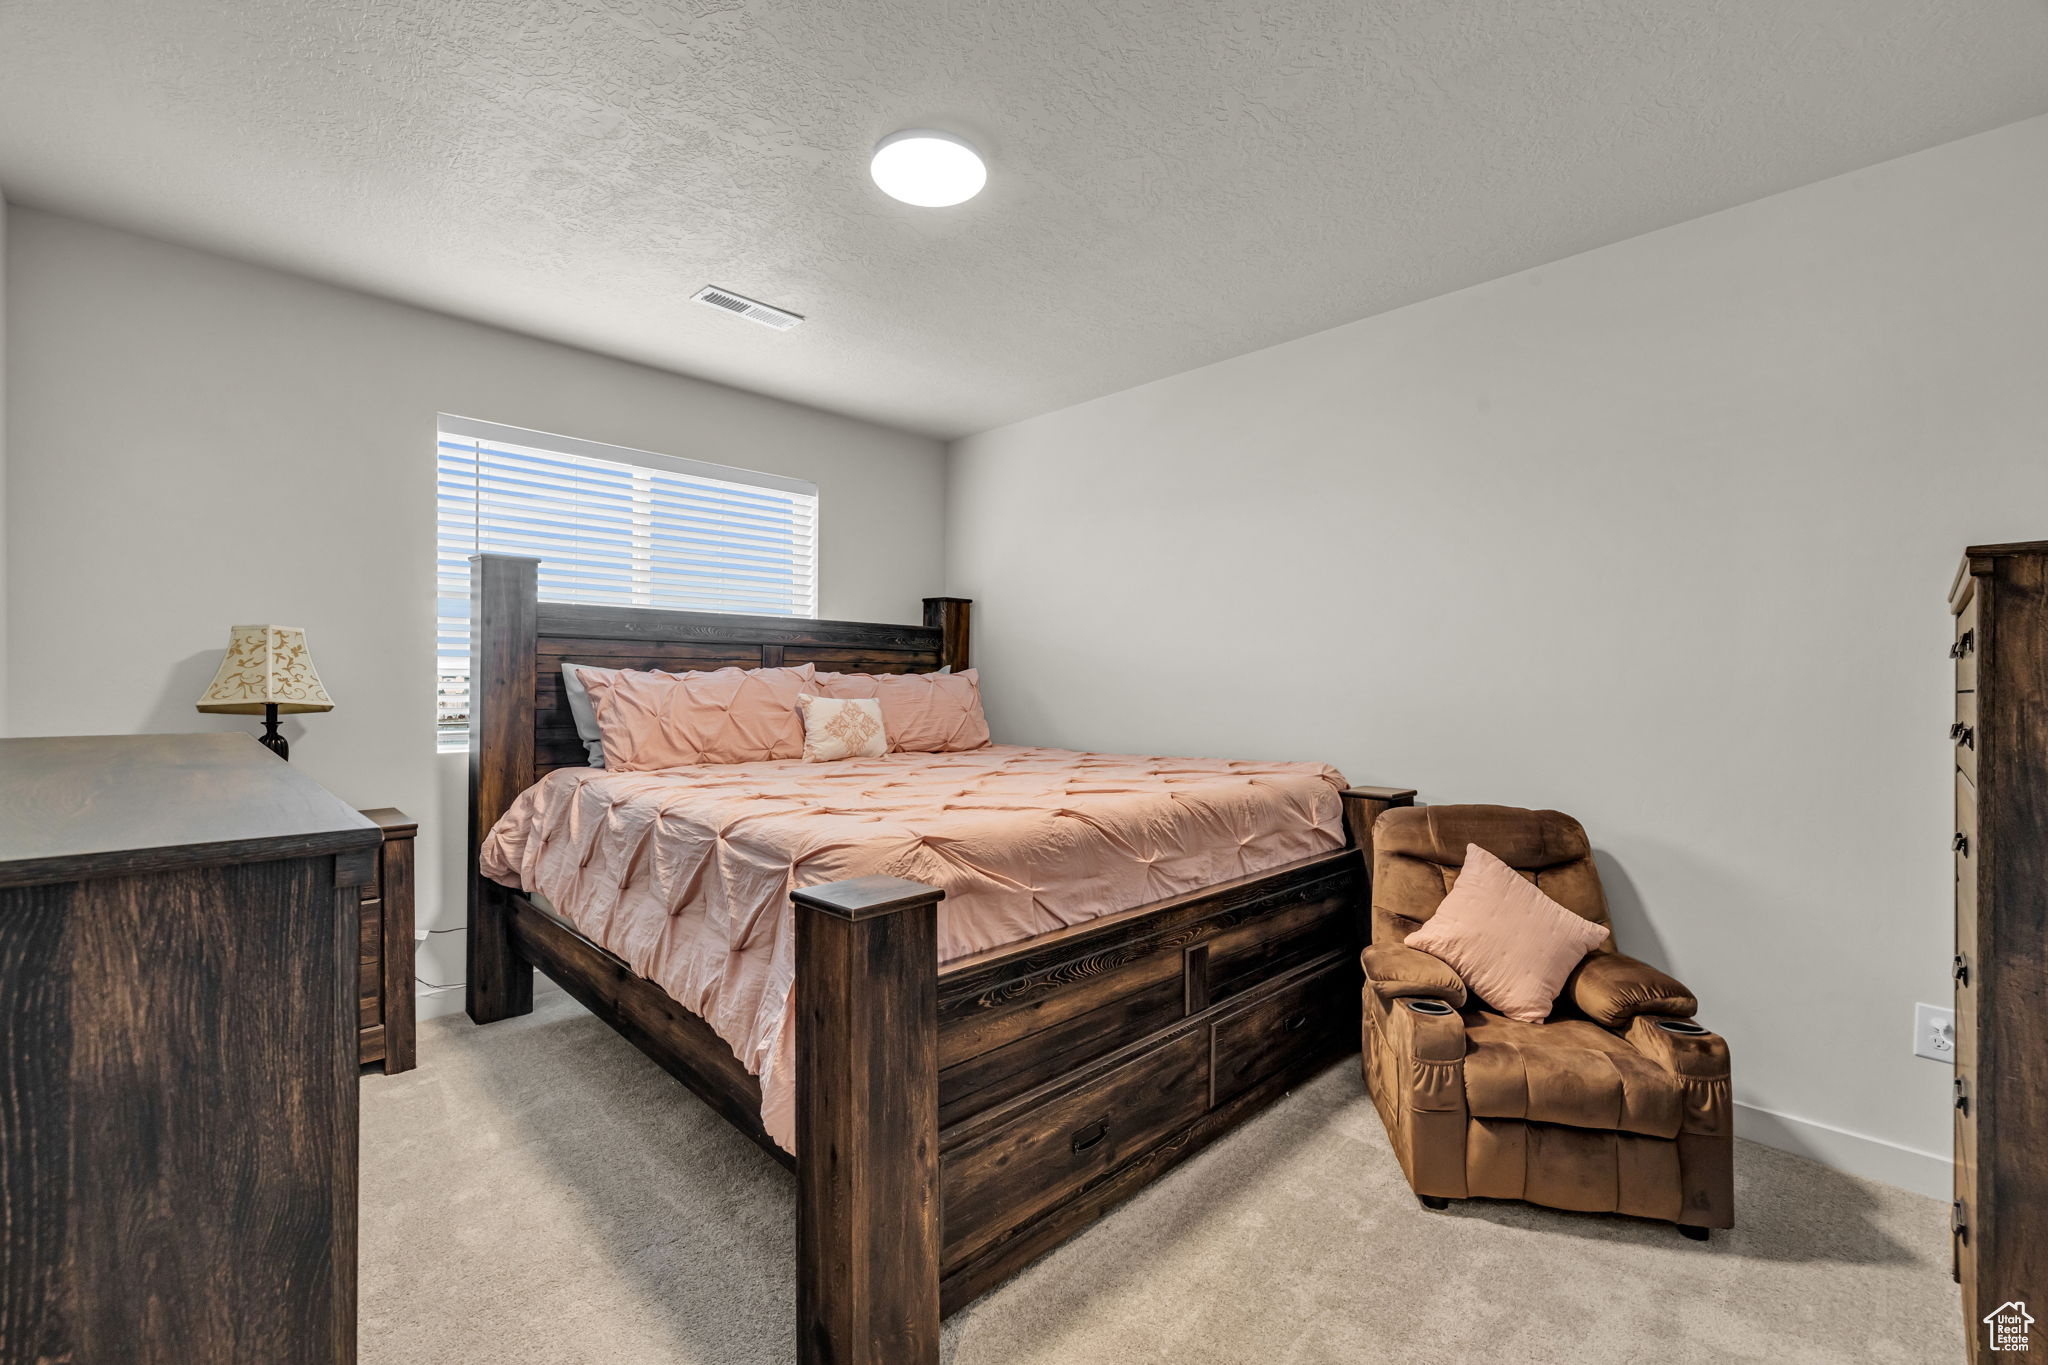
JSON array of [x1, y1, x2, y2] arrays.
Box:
[[0, 733, 380, 1365], [1950, 542, 2048, 1361]]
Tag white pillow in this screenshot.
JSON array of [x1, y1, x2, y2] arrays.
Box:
[[560, 663, 608, 767], [796, 693, 887, 762]]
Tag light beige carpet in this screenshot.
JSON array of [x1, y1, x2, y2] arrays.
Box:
[[361, 988, 1961, 1365]]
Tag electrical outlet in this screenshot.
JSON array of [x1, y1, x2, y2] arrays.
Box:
[[1915, 1003, 1957, 1063]]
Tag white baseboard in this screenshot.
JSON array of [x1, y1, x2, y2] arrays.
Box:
[[1735, 1101, 1950, 1200], [416, 983, 467, 1023]]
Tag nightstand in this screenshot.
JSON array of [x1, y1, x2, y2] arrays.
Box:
[[357, 807, 417, 1073]]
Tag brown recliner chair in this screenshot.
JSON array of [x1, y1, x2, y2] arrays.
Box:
[[1360, 805, 1734, 1239]]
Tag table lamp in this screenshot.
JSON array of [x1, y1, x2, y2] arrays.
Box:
[[195, 624, 334, 760]]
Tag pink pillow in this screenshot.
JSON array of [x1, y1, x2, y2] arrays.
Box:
[[1404, 843, 1610, 1023], [582, 663, 815, 770], [815, 668, 990, 753]]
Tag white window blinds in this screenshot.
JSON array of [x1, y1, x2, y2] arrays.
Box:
[[436, 416, 819, 746]]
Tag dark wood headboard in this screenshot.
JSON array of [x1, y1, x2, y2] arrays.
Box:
[[466, 553, 971, 854]]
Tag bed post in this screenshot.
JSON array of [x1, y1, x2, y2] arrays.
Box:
[[1340, 786, 1419, 888], [791, 876, 944, 1365], [467, 553, 539, 1025], [923, 597, 971, 670]]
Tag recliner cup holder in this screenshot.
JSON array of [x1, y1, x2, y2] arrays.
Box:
[[1403, 998, 1457, 1016], [1654, 1019, 1709, 1035]]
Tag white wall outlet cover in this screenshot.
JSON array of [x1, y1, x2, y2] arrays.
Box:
[[1914, 1002, 1957, 1063]]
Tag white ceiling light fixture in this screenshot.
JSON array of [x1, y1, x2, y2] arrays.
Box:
[[870, 130, 987, 208]]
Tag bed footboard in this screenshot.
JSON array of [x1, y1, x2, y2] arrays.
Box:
[[792, 877, 946, 1365]]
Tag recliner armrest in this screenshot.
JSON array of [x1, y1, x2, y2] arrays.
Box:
[[1568, 952, 1696, 1028], [1362, 942, 1467, 1008], [1625, 1015, 1731, 1150], [1625, 1015, 1727, 1075]]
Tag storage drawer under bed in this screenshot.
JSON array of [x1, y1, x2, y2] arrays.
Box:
[[941, 1027, 1210, 1264], [1209, 954, 1354, 1108], [935, 855, 1362, 1128], [939, 949, 1356, 1266]]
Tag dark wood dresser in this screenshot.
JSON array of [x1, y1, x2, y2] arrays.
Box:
[[356, 808, 417, 1074], [0, 733, 380, 1365], [1950, 542, 2048, 1361]]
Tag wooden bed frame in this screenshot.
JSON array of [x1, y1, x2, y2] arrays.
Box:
[[464, 553, 1416, 1364]]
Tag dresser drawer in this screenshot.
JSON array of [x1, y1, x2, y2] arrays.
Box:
[[359, 893, 383, 1024], [1955, 1102, 1975, 1287], [1955, 770, 1978, 946], [1953, 590, 1979, 692], [353, 808, 417, 1074], [1209, 954, 1353, 1108], [1953, 768, 1978, 1112], [1953, 689, 1978, 788], [942, 1027, 1209, 1264]]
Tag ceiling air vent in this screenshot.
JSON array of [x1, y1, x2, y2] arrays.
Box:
[[691, 286, 804, 331]]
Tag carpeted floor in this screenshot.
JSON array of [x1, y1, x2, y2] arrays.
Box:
[[361, 988, 1961, 1365]]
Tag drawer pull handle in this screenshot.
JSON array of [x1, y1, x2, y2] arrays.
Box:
[[1952, 1200, 1969, 1243], [1070, 1117, 1111, 1154], [1953, 832, 1970, 855], [1951, 630, 1974, 659], [1954, 954, 1970, 987], [1951, 723, 1974, 749], [1954, 1075, 1969, 1115], [1285, 1012, 1311, 1034]]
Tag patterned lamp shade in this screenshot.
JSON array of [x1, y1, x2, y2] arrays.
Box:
[[195, 625, 335, 716]]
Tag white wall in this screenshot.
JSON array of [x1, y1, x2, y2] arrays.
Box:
[[0, 190, 8, 720], [4, 207, 947, 999], [949, 113, 2048, 1196]]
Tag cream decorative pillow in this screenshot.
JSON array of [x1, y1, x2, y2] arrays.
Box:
[[796, 693, 888, 762]]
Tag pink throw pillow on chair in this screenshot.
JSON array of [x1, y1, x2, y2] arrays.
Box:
[[1404, 843, 1610, 1023]]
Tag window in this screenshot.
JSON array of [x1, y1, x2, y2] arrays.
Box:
[[436, 416, 819, 748]]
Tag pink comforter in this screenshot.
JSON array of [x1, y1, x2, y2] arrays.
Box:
[[480, 745, 1349, 1151]]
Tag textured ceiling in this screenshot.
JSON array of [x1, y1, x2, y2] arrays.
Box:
[[3, 2, 2047, 438]]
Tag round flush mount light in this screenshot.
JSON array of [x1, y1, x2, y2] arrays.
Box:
[[870, 130, 987, 207]]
